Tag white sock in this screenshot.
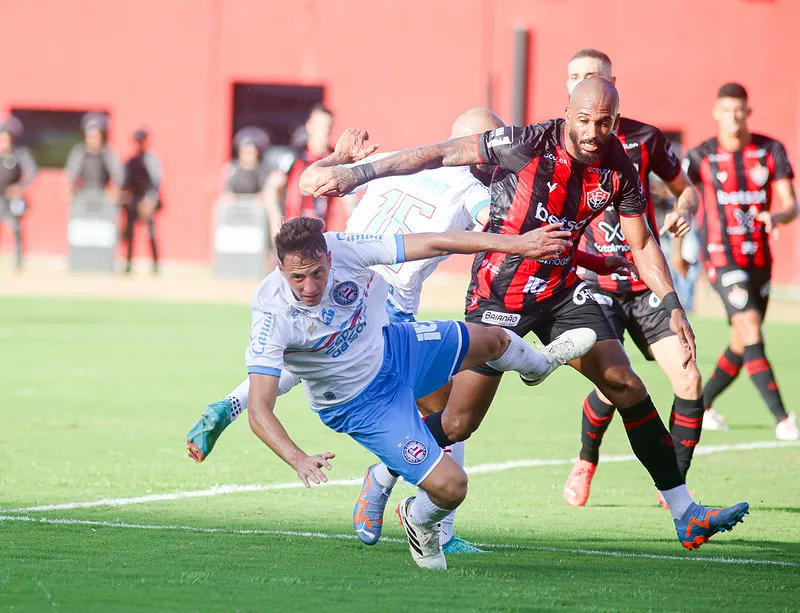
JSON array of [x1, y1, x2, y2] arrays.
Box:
[[660, 484, 694, 519], [226, 379, 250, 422], [439, 442, 465, 545], [410, 489, 454, 529], [485, 329, 550, 374], [372, 463, 398, 488]]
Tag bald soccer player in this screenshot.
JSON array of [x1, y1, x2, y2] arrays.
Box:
[[561, 48, 704, 509], [305, 78, 750, 551]]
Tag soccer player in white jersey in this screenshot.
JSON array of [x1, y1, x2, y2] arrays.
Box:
[[188, 110, 500, 553], [238, 216, 595, 569]]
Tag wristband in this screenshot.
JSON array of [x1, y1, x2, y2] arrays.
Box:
[[351, 164, 376, 185], [661, 291, 683, 313]]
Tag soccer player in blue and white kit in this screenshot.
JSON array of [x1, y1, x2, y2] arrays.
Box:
[[241, 216, 594, 569]]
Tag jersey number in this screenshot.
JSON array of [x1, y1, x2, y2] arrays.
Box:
[[363, 189, 436, 273], [412, 322, 441, 342]]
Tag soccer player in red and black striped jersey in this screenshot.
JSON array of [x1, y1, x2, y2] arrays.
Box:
[[685, 83, 799, 441], [307, 77, 749, 550], [560, 49, 705, 510]]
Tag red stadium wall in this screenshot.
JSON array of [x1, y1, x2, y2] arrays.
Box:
[[2, 0, 799, 282]]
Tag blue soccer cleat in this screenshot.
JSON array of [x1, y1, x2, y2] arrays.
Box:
[[353, 464, 394, 545], [186, 399, 233, 463], [674, 501, 749, 550], [442, 535, 491, 555]]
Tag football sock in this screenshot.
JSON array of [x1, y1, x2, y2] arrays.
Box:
[[743, 343, 789, 422], [702, 347, 742, 408], [669, 396, 704, 478], [485, 329, 550, 374], [619, 395, 684, 491], [659, 484, 694, 520], [439, 441, 465, 545], [226, 379, 250, 422], [411, 489, 454, 528], [579, 390, 616, 465], [372, 463, 398, 488]]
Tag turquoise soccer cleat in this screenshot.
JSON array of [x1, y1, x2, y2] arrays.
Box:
[[186, 399, 233, 462], [674, 501, 749, 550], [442, 535, 491, 555]]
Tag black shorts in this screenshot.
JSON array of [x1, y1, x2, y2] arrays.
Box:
[[707, 265, 771, 321], [465, 281, 617, 376], [590, 288, 675, 361]]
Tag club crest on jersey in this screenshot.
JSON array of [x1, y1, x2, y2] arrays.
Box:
[[716, 171, 728, 184], [586, 185, 612, 211], [331, 281, 359, 306], [401, 439, 428, 465], [749, 164, 769, 187]]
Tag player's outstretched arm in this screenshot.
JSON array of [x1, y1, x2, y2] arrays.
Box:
[[660, 171, 698, 238], [401, 223, 573, 262], [248, 373, 334, 487], [306, 135, 482, 198], [621, 213, 696, 366], [764, 178, 799, 228]]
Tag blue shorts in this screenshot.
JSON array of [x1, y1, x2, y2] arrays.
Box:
[[317, 321, 470, 485], [385, 298, 416, 323]]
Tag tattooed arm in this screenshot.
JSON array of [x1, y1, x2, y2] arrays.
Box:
[[305, 135, 482, 198]]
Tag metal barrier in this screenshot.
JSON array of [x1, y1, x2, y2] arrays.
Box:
[[213, 196, 269, 278], [68, 190, 119, 272]]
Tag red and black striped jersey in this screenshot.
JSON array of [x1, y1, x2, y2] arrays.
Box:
[[285, 148, 334, 224], [466, 119, 647, 312], [684, 135, 794, 270], [580, 117, 682, 293]]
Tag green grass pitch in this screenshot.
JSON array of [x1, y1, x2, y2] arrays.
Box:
[[1, 296, 798, 612]]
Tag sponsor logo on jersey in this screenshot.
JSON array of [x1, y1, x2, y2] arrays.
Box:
[[708, 153, 732, 163], [523, 276, 547, 295], [534, 202, 591, 233], [572, 282, 596, 306], [325, 311, 368, 358], [586, 185, 612, 211], [749, 164, 769, 187], [331, 281, 359, 306], [481, 310, 521, 327], [249, 312, 275, 356], [335, 232, 380, 243], [547, 181, 558, 193], [741, 241, 759, 255], [544, 151, 570, 165], [720, 269, 749, 287], [727, 285, 749, 310], [598, 221, 625, 242], [727, 209, 756, 235], [744, 148, 767, 159], [401, 439, 429, 465], [622, 142, 640, 150], [478, 257, 501, 276], [594, 243, 630, 254], [716, 189, 767, 206]]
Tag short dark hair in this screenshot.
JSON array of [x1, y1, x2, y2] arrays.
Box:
[[308, 103, 333, 119], [570, 48, 612, 72], [275, 217, 327, 262], [717, 82, 748, 102]]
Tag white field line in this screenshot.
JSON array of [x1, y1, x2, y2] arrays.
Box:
[[1, 514, 797, 569], [7, 440, 798, 513]]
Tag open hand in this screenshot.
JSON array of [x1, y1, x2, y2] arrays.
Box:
[[295, 452, 335, 487], [604, 255, 638, 278], [669, 309, 697, 368], [334, 128, 380, 162], [659, 211, 691, 238], [519, 223, 573, 260]]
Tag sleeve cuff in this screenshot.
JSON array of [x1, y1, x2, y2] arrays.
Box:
[[618, 211, 645, 218], [394, 235, 406, 263], [469, 198, 490, 222], [247, 366, 282, 378]]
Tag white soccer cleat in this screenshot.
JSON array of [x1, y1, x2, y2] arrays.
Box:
[[395, 497, 447, 570], [520, 328, 597, 386], [776, 413, 799, 441], [703, 407, 729, 431]]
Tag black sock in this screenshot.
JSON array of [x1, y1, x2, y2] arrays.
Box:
[[579, 390, 616, 465], [702, 347, 742, 409], [743, 343, 788, 422], [669, 396, 704, 479], [619, 395, 683, 491], [423, 412, 455, 448]]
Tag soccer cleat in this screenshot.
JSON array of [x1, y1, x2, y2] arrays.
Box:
[[442, 535, 490, 555], [520, 328, 597, 386], [396, 497, 447, 570], [353, 464, 393, 545], [775, 413, 799, 441], [674, 501, 749, 550], [702, 407, 729, 431], [563, 458, 598, 507], [186, 399, 233, 462]]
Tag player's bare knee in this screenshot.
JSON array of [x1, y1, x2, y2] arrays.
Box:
[[601, 366, 645, 401], [674, 364, 702, 398], [443, 412, 477, 442], [438, 469, 468, 507]]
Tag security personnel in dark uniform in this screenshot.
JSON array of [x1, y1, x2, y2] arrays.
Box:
[[64, 113, 123, 200], [0, 116, 37, 268], [121, 128, 163, 274]]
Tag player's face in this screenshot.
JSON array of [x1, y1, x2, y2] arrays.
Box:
[[713, 97, 750, 137], [565, 102, 619, 164], [566, 57, 614, 96], [280, 251, 330, 306]]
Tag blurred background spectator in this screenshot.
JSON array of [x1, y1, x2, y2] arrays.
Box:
[[0, 116, 37, 269], [121, 128, 163, 274], [64, 113, 123, 202]]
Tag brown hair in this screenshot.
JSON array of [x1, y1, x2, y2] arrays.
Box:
[[569, 48, 612, 72], [274, 217, 327, 262], [717, 82, 748, 102]]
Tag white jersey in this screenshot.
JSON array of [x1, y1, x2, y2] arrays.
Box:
[[345, 162, 490, 314], [246, 232, 404, 409]]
